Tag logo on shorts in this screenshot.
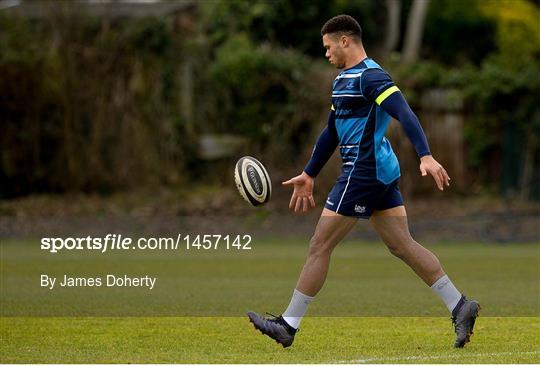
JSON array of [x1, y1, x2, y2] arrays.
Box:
[[354, 204, 366, 213], [326, 199, 334, 206]]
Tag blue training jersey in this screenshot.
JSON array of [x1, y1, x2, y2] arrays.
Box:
[[331, 58, 400, 184]]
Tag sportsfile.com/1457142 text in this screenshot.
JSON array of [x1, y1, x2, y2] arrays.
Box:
[[40, 234, 253, 253]]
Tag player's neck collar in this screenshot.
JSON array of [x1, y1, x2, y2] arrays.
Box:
[[343, 57, 370, 72]]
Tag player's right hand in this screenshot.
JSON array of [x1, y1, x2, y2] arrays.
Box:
[[282, 171, 316, 213]]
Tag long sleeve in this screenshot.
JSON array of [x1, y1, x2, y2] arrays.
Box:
[[361, 69, 431, 157], [304, 110, 339, 177]]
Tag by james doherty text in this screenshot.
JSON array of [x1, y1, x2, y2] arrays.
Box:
[[40, 274, 156, 290]]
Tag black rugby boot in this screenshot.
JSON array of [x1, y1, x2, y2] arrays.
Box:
[[451, 295, 481, 348], [247, 311, 297, 348]]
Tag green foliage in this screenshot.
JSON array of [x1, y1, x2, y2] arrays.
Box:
[[392, 54, 539, 168], [392, 0, 540, 187], [423, 0, 497, 65], [479, 0, 540, 60], [197, 0, 387, 166], [464, 1, 540, 179], [209, 34, 305, 136], [202, 0, 385, 57], [464, 54, 540, 184], [0, 14, 185, 197], [126, 17, 171, 55], [202, 33, 328, 163], [2, 0, 539, 198]]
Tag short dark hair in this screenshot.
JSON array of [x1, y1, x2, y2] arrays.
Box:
[[321, 14, 362, 42]]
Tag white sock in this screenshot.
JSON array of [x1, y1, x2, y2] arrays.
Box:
[[282, 289, 314, 329], [430, 274, 462, 313]]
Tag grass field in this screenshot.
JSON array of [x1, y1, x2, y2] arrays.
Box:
[[1, 317, 539, 363], [1, 239, 539, 363]]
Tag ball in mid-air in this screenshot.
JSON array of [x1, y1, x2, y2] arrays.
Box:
[[234, 156, 271, 206]]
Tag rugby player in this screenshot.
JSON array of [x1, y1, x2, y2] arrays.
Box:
[[248, 14, 479, 349]]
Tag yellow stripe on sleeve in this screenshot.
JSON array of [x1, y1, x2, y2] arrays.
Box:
[[375, 86, 400, 105], [331, 104, 335, 111]]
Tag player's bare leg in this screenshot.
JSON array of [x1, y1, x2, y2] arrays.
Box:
[[247, 208, 357, 347], [370, 205, 480, 347], [295, 208, 358, 296], [370, 205, 443, 285]]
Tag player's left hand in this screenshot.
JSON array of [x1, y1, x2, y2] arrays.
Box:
[[419, 155, 451, 191]]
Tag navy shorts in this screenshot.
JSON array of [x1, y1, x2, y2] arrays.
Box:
[[324, 177, 403, 218]]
